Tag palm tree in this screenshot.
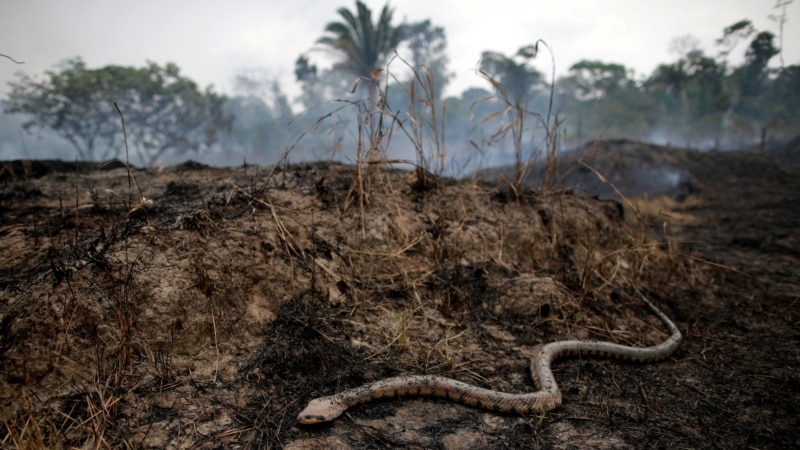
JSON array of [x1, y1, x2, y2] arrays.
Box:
[[316, 1, 403, 92]]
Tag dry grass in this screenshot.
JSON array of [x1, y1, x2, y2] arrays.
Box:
[[0, 57, 708, 449], [0, 155, 702, 448], [470, 40, 563, 196]]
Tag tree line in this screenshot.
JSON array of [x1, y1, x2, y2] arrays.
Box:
[[1, 1, 797, 168]]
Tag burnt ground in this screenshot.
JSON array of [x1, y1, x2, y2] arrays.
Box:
[[0, 140, 798, 449]]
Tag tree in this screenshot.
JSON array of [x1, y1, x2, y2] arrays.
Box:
[[684, 52, 727, 117], [648, 35, 707, 116], [740, 31, 780, 97], [316, 0, 404, 89], [716, 19, 755, 60], [476, 44, 552, 188], [556, 61, 657, 144], [648, 60, 692, 115], [294, 55, 321, 108], [644, 47, 732, 146], [401, 19, 453, 100], [6, 59, 116, 161], [479, 45, 545, 104], [567, 60, 628, 100], [763, 64, 800, 135], [5, 58, 231, 165]]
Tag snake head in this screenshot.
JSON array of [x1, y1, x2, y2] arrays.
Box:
[[297, 397, 348, 424]]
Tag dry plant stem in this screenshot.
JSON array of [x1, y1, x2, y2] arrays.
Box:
[[113, 103, 149, 219], [472, 40, 561, 194], [210, 300, 220, 383], [386, 50, 447, 182], [580, 161, 646, 224], [2, 389, 46, 448], [297, 289, 681, 424], [0, 52, 25, 64]]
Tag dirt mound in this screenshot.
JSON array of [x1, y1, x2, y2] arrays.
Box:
[[0, 159, 131, 182], [764, 134, 800, 175], [479, 138, 800, 201], [1, 146, 798, 448]]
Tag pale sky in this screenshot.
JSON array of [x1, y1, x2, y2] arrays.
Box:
[[2, 0, 798, 101]]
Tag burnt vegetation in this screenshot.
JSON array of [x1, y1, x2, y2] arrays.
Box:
[[1, 2, 800, 448]]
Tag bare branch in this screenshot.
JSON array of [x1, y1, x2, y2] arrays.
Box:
[[0, 53, 24, 64]]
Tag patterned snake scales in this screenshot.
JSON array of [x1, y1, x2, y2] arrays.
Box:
[[297, 289, 682, 424]]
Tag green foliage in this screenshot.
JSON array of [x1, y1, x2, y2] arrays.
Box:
[[5, 58, 231, 165], [294, 55, 318, 84], [316, 1, 403, 80], [472, 40, 562, 189], [468, 18, 797, 151], [401, 19, 453, 101], [568, 60, 629, 100], [5, 7, 796, 167], [292, 1, 459, 170], [479, 45, 545, 104], [638, 24, 794, 148], [294, 55, 321, 109], [716, 19, 756, 59], [770, 64, 800, 110], [558, 61, 657, 143], [739, 31, 780, 96]]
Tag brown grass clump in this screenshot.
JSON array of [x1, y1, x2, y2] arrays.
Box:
[[0, 153, 698, 447], [1, 63, 746, 449]]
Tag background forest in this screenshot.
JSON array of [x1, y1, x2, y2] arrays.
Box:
[[1, 1, 797, 173]]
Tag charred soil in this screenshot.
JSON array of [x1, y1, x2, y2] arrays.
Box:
[[1, 140, 798, 449]]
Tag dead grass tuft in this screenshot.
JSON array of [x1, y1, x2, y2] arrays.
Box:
[[0, 57, 722, 449]]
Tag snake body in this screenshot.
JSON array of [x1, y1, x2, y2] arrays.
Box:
[[297, 292, 682, 424]]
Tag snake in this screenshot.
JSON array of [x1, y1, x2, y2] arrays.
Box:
[[297, 289, 682, 424]]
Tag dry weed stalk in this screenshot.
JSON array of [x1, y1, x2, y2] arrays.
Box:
[[1, 388, 49, 449], [472, 40, 562, 195], [383, 51, 448, 190]]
